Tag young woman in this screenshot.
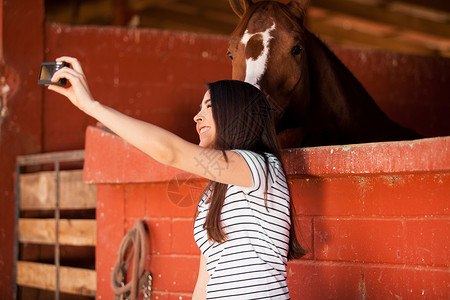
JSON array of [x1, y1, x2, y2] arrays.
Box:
[[49, 56, 306, 299]]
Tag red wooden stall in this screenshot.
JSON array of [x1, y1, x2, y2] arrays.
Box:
[[67, 22, 449, 299], [85, 126, 449, 299], [1, 7, 449, 298]]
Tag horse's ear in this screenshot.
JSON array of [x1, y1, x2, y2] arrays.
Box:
[[288, 0, 309, 22], [229, 0, 254, 18]]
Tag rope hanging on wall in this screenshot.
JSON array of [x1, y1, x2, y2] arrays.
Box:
[[111, 219, 152, 300]]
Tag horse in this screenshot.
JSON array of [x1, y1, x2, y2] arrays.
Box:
[[227, 0, 422, 148]]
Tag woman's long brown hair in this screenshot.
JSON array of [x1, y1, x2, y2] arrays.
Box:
[[201, 80, 307, 259]]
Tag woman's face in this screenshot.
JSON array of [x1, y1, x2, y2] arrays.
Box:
[[194, 90, 216, 148]]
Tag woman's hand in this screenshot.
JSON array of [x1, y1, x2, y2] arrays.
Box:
[[48, 56, 96, 114]]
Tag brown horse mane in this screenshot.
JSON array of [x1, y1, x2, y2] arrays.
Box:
[[307, 29, 375, 102]]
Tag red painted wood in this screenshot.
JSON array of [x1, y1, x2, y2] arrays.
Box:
[[287, 261, 363, 299], [287, 261, 448, 299], [148, 254, 200, 293], [314, 217, 407, 264], [83, 126, 204, 184], [172, 219, 202, 255], [0, 0, 44, 297], [363, 264, 449, 299], [85, 126, 450, 182], [1, 5, 448, 298], [42, 25, 450, 154], [43, 24, 231, 152], [290, 173, 450, 216], [85, 127, 449, 299], [96, 184, 126, 300], [284, 136, 450, 177]]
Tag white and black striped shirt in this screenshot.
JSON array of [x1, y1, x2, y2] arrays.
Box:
[[194, 150, 291, 299]]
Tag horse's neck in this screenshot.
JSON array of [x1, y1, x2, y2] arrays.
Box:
[[301, 30, 421, 145], [305, 30, 381, 117]]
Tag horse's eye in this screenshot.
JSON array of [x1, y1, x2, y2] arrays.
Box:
[[291, 45, 302, 56], [227, 50, 233, 60]]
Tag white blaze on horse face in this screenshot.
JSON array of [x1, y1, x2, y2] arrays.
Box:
[[240, 23, 276, 89]]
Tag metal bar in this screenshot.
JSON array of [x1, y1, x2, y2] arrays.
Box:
[[55, 160, 60, 300], [17, 150, 85, 166]]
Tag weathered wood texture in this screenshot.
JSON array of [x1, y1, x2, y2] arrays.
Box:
[[44, 0, 450, 57], [18, 219, 97, 246], [20, 170, 96, 210], [17, 261, 96, 297]]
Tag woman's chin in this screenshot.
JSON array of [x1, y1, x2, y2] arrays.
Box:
[[199, 139, 212, 148]]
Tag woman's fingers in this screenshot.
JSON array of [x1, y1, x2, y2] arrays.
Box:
[[48, 84, 70, 98], [48, 56, 95, 114], [49, 67, 89, 99], [47, 83, 81, 108], [56, 56, 84, 74], [51, 66, 84, 85]]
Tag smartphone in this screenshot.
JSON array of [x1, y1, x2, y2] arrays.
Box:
[[38, 61, 70, 86]]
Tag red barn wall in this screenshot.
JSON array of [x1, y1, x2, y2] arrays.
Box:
[[1, 3, 450, 298], [43, 24, 450, 300], [42, 23, 232, 152], [85, 126, 449, 299], [42, 25, 450, 154], [0, 1, 44, 297]]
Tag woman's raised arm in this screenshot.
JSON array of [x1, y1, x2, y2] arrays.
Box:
[[48, 56, 252, 187]]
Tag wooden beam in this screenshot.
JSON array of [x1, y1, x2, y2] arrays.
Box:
[[17, 261, 96, 296], [42, 0, 450, 57], [20, 170, 96, 210], [18, 219, 97, 246], [310, 0, 450, 39], [138, 7, 236, 34], [400, 0, 450, 13], [77, 0, 115, 25], [126, 0, 179, 11], [308, 8, 448, 57]]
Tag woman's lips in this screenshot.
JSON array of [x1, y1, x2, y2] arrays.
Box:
[[199, 126, 210, 135]]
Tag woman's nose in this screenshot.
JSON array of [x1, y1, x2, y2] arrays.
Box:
[[194, 111, 203, 122]]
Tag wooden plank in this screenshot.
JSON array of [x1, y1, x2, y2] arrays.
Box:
[[20, 170, 96, 210], [311, 0, 450, 38], [308, 11, 440, 57], [138, 8, 236, 34], [17, 150, 85, 166], [18, 219, 96, 246], [17, 261, 96, 296], [127, 0, 179, 11], [402, 0, 450, 12]]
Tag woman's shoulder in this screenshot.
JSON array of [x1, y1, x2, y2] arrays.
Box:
[[232, 149, 280, 164], [231, 149, 283, 177], [230, 150, 287, 196]]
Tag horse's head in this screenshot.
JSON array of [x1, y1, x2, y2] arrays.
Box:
[[228, 0, 310, 132], [228, 1, 423, 147]]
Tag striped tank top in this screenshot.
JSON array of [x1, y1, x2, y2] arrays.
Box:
[[194, 150, 291, 299]]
